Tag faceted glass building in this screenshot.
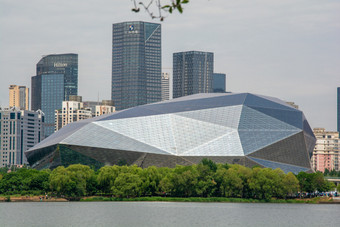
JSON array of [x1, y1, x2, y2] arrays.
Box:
[[31, 54, 78, 137], [26, 93, 315, 173], [112, 21, 162, 110], [173, 51, 213, 98]]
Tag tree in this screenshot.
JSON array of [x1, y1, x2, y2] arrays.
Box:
[[297, 172, 316, 193], [131, 0, 190, 21], [97, 165, 120, 194], [111, 172, 143, 197], [282, 172, 299, 197], [169, 165, 198, 197], [49, 164, 95, 198], [140, 166, 163, 196], [195, 163, 216, 197], [248, 168, 284, 200], [215, 167, 243, 198]]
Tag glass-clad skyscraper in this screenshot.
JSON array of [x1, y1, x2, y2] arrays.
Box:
[[112, 21, 162, 110], [213, 73, 226, 93], [173, 51, 213, 98], [31, 54, 78, 136]]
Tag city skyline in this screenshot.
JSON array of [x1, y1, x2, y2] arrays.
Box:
[[1, 0, 340, 131]]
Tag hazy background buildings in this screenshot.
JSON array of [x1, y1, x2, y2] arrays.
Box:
[[1, 0, 339, 131]]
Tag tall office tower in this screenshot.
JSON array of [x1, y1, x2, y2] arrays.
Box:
[[338, 87, 340, 133], [161, 72, 170, 101], [173, 51, 213, 98], [0, 107, 44, 167], [9, 85, 29, 110], [31, 54, 78, 136], [212, 73, 226, 93], [112, 21, 162, 110]]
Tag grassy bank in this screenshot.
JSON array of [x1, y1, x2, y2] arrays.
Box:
[[80, 196, 324, 204], [1, 195, 334, 204]]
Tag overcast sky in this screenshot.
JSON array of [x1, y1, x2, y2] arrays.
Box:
[[0, 0, 339, 131]]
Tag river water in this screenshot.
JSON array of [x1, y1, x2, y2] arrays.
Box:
[[0, 202, 339, 227]]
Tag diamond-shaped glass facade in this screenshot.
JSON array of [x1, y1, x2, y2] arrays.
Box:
[[25, 93, 316, 173]]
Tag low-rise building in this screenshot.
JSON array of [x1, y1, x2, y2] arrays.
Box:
[[312, 128, 339, 172], [83, 100, 115, 117], [55, 101, 92, 131], [55, 100, 115, 131], [0, 107, 44, 166]]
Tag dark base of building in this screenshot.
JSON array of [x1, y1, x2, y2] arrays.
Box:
[[26, 144, 312, 174]]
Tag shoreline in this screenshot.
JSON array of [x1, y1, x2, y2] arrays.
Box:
[[1, 195, 339, 204]]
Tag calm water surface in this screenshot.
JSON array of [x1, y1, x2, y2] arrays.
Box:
[[0, 202, 339, 227]]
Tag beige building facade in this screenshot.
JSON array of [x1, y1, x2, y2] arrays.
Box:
[[9, 85, 29, 110]]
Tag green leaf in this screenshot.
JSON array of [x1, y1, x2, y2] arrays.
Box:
[[177, 4, 183, 13], [169, 7, 173, 13], [182, 0, 189, 4]]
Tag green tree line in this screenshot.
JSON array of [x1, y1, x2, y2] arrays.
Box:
[[0, 159, 337, 200]]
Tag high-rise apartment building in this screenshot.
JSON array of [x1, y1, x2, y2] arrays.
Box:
[[31, 54, 78, 136], [112, 21, 162, 110], [212, 73, 226, 93], [161, 72, 170, 101], [312, 128, 339, 172], [0, 107, 44, 166], [9, 85, 29, 110], [337, 87, 340, 133], [173, 51, 213, 98]]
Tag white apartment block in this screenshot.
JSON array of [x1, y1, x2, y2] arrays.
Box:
[[0, 107, 44, 167]]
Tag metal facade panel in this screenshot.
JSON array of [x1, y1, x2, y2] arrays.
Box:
[[238, 106, 301, 130], [181, 131, 243, 156], [244, 93, 296, 111], [250, 107, 303, 129], [62, 123, 168, 155], [95, 114, 176, 155], [239, 130, 300, 155], [248, 157, 310, 174], [248, 131, 311, 168], [175, 105, 242, 128]]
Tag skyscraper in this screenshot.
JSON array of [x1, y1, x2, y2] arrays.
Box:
[[338, 87, 340, 133], [212, 73, 226, 93], [112, 21, 162, 110], [173, 51, 213, 98], [31, 54, 78, 136], [9, 85, 29, 110]]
